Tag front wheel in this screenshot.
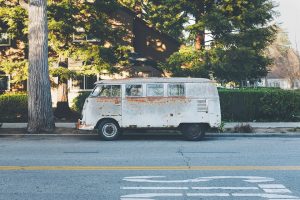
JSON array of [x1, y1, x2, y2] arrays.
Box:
[[97, 120, 120, 141], [180, 124, 206, 141]]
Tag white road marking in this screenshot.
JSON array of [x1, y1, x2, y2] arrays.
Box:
[[187, 193, 230, 197], [121, 176, 299, 200], [123, 176, 274, 183], [259, 184, 286, 189], [121, 199, 155, 200], [121, 186, 259, 190], [192, 187, 258, 190], [120, 193, 183, 198], [263, 189, 292, 193], [121, 187, 189, 190], [232, 193, 299, 198]]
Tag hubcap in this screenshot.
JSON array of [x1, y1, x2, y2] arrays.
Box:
[[102, 123, 117, 138]]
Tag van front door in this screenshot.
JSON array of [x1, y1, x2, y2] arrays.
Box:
[[89, 85, 122, 125]]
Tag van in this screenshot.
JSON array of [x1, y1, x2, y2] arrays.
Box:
[[77, 78, 221, 140]]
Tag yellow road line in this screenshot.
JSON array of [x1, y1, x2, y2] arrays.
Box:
[[0, 166, 300, 171]]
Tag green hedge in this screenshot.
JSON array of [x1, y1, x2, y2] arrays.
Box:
[[219, 88, 300, 122], [1, 88, 300, 122], [0, 93, 28, 122]]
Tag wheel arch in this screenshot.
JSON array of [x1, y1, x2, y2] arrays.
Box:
[[94, 118, 120, 129], [178, 123, 210, 130]]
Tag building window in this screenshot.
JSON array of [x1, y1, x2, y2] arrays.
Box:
[[0, 75, 9, 92], [0, 33, 11, 47], [273, 82, 280, 88], [168, 84, 185, 96], [147, 84, 164, 97], [126, 84, 143, 97], [71, 75, 97, 91]]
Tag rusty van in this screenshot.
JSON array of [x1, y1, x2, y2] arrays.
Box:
[[77, 78, 221, 140]]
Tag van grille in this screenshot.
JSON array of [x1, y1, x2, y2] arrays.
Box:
[[197, 99, 207, 112]]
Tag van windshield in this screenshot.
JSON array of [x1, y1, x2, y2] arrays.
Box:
[[90, 85, 121, 97]]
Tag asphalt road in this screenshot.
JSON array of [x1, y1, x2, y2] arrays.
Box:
[[0, 133, 300, 200]]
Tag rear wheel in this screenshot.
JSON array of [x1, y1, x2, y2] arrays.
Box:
[[97, 120, 120, 141], [180, 124, 206, 141]]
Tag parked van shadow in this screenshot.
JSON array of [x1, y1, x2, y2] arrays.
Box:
[[116, 130, 218, 141]]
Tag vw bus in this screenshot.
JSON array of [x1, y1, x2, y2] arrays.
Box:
[[77, 78, 221, 140]]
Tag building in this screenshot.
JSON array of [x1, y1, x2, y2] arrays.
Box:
[[55, 6, 181, 106], [261, 44, 300, 89]]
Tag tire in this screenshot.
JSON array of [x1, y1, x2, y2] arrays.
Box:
[[180, 124, 206, 141], [97, 120, 120, 141]]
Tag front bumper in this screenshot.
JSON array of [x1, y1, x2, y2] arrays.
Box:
[[76, 119, 94, 130]]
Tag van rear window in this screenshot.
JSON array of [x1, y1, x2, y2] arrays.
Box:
[[126, 84, 143, 97], [168, 84, 185, 96]]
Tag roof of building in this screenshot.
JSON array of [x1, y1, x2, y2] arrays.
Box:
[[118, 6, 180, 46], [96, 77, 211, 84]]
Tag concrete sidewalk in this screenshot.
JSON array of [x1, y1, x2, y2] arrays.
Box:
[[0, 122, 299, 136], [224, 122, 300, 128], [0, 123, 76, 129], [1, 122, 299, 129]]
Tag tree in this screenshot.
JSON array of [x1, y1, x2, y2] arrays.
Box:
[[0, 0, 130, 118], [122, 0, 276, 84], [27, 0, 55, 133], [47, 0, 126, 118], [203, 0, 276, 84], [0, 0, 28, 90], [118, 0, 188, 40]]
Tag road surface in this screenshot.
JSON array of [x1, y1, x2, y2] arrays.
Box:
[[0, 133, 300, 199]]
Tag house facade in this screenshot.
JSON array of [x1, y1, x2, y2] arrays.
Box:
[[52, 6, 181, 106], [261, 45, 300, 89]]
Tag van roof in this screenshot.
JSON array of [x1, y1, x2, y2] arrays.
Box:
[[95, 77, 212, 84]]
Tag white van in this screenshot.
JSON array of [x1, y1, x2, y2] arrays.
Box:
[[77, 78, 221, 140]]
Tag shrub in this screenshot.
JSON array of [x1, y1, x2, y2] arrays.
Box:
[[72, 91, 90, 113], [0, 93, 28, 122], [234, 123, 254, 133], [219, 88, 300, 122]]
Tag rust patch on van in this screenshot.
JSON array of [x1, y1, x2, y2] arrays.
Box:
[[126, 97, 189, 104], [96, 97, 121, 104]]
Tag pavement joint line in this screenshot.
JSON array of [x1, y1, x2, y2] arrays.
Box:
[[1, 166, 300, 171]]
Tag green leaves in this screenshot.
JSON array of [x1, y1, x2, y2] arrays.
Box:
[[162, 46, 210, 77], [163, 0, 276, 83], [1, 0, 128, 85]]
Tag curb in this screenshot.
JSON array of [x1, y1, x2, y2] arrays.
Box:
[[0, 123, 76, 129], [0, 122, 300, 137], [1, 122, 300, 129], [224, 122, 300, 129]]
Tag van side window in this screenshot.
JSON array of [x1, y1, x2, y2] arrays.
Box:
[[99, 85, 111, 97], [126, 84, 143, 97], [147, 84, 164, 97], [91, 85, 121, 97], [111, 85, 121, 97], [168, 84, 185, 96]]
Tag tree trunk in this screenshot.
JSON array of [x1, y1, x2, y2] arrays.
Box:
[[195, 31, 205, 50], [27, 0, 55, 133], [54, 58, 71, 118], [195, 1, 205, 50]]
